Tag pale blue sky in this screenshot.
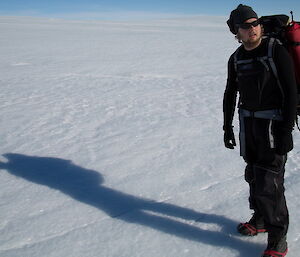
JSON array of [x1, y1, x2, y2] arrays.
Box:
[[0, 0, 299, 20]]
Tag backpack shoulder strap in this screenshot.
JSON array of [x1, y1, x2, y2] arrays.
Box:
[[267, 37, 285, 105], [233, 48, 239, 73], [233, 45, 244, 73]]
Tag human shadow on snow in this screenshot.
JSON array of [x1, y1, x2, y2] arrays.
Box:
[[0, 153, 265, 257]]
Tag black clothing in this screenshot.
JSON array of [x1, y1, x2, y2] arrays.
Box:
[[243, 117, 289, 238], [223, 38, 297, 239], [223, 38, 297, 135], [223, 126, 236, 149]]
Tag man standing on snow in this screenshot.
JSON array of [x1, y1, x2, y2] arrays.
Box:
[[223, 4, 297, 257]]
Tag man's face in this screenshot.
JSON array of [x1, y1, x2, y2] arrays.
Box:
[[237, 18, 262, 47]]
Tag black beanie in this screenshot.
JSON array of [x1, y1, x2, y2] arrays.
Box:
[[227, 4, 258, 34]]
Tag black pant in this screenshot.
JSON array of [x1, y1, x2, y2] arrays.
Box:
[[242, 117, 289, 238]]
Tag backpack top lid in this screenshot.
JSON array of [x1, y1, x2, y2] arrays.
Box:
[[260, 15, 290, 37]]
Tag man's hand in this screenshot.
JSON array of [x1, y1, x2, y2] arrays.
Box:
[[224, 126, 236, 149]]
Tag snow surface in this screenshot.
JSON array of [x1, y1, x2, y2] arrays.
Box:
[[0, 15, 300, 257]]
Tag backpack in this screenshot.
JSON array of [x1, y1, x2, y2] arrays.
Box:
[[260, 12, 300, 121]]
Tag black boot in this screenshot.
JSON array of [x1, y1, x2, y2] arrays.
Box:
[[262, 235, 288, 257], [237, 213, 267, 236]]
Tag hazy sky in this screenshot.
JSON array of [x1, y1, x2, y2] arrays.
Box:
[[0, 0, 299, 20]]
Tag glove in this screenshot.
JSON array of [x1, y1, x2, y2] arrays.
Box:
[[275, 128, 293, 155], [224, 126, 236, 149]]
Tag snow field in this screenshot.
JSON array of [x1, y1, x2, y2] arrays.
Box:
[[0, 15, 299, 257]]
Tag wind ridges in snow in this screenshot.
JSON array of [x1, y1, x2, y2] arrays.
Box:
[[1, 15, 299, 257]]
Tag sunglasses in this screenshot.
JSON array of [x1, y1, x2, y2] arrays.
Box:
[[238, 19, 260, 30]]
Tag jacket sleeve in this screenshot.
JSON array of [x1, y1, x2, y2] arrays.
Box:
[[223, 54, 238, 130], [274, 43, 297, 132]]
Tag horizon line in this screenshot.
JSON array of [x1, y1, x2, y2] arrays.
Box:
[[0, 10, 228, 22]]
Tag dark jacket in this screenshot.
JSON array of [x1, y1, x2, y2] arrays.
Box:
[[223, 38, 297, 154]]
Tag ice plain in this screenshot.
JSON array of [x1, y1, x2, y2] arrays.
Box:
[[0, 15, 300, 257]]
